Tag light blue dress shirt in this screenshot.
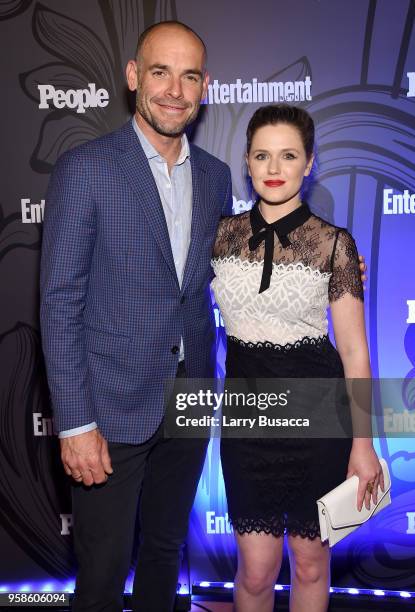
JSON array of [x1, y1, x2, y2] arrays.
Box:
[[59, 118, 193, 438]]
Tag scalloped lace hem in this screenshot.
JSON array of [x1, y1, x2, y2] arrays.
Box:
[[211, 255, 331, 279], [227, 334, 329, 353], [231, 516, 321, 540]]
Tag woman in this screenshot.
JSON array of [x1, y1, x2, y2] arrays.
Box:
[[211, 105, 384, 612]]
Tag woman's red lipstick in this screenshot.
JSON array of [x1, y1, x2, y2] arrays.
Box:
[[264, 180, 285, 187]]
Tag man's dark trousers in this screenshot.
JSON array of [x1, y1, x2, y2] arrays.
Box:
[[71, 365, 207, 612]]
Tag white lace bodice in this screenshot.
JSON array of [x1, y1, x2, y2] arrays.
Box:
[[211, 205, 363, 347], [211, 256, 330, 345]]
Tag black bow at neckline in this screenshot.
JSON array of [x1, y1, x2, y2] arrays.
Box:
[[248, 202, 312, 293]]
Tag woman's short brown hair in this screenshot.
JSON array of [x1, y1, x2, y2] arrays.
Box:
[[246, 104, 315, 160]]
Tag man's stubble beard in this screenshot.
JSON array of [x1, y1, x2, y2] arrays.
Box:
[[135, 93, 200, 138]]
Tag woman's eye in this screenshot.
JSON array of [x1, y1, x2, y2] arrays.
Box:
[[284, 152, 297, 160], [255, 153, 267, 160]]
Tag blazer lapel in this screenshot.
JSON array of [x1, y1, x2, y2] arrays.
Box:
[[116, 123, 178, 282], [182, 150, 208, 292]]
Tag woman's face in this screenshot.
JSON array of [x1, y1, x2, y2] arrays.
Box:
[[247, 122, 313, 206]]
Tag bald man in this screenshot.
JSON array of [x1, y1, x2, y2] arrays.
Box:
[[41, 21, 232, 612]]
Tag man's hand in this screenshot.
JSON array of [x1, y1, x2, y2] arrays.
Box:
[[61, 429, 113, 486], [358, 254, 367, 288]]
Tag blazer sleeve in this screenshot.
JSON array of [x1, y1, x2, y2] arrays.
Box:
[[221, 165, 233, 216], [40, 151, 96, 433]]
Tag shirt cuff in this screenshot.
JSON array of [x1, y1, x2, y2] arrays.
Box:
[[58, 422, 98, 438]]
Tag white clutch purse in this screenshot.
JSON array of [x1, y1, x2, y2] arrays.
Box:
[[317, 458, 391, 547]]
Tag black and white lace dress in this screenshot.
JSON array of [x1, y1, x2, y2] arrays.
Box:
[[211, 202, 363, 539]]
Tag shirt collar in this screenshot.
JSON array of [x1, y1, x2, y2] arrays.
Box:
[[250, 201, 311, 239], [132, 116, 190, 165], [248, 201, 312, 294]]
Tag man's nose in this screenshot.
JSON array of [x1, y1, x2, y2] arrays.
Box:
[[165, 76, 184, 98]]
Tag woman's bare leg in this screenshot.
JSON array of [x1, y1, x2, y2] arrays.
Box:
[[287, 535, 330, 612], [233, 531, 284, 612]]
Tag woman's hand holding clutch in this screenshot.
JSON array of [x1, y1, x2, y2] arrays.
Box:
[[347, 440, 385, 511]]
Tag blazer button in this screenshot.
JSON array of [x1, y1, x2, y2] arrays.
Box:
[[171, 346, 180, 354]]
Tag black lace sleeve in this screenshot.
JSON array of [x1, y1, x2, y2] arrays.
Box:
[[328, 229, 364, 303], [213, 217, 230, 258], [213, 212, 254, 260]]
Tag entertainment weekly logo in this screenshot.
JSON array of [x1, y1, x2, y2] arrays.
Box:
[[33, 412, 57, 436], [206, 511, 233, 534], [383, 189, 415, 215], [60, 514, 73, 535], [21, 198, 44, 223], [408, 301, 415, 324], [38, 83, 109, 114], [407, 72, 415, 97], [407, 513, 415, 534], [232, 196, 254, 214], [213, 307, 224, 328], [202, 76, 312, 105]]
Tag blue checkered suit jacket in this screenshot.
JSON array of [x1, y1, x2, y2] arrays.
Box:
[[40, 120, 232, 443]]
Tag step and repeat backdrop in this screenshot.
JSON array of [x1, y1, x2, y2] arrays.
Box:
[[0, 0, 414, 594]]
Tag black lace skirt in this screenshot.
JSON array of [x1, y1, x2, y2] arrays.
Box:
[[220, 335, 353, 539]]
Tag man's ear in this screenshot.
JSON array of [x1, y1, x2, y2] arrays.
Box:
[[201, 70, 210, 101], [126, 60, 138, 91]]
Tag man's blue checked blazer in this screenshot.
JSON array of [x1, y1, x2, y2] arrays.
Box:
[[40, 120, 232, 444]]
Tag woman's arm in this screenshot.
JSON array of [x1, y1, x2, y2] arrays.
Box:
[[329, 230, 384, 511]]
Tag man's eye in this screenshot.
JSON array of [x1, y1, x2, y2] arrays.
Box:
[[152, 71, 165, 77], [186, 75, 199, 82]]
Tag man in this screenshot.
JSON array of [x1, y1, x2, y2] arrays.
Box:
[[40, 21, 231, 612]]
